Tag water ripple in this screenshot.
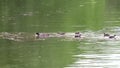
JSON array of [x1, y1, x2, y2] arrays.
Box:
[[65, 54, 120, 68]]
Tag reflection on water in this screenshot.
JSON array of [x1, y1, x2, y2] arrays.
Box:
[[64, 27, 120, 68], [65, 54, 120, 68]]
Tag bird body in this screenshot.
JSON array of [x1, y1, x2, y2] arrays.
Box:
[[75, 32, 81, 38], [104, 33, 110, 37], [109, 35, 116, 39]]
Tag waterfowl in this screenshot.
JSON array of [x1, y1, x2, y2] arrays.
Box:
[[75, 32, 81, 38], [104, 33, 110, 37], [109, 35, 116, 39], [35, 33, 49, 38]]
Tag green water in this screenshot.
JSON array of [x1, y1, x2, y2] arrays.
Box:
[[0, 39, 79, 68], [0, 0, 105, 32], [1, 0, 120, 68]]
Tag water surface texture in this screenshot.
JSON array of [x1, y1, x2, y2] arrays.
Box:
[[0, 0, 120, 68]]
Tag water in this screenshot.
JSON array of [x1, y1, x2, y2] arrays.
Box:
[[64, 28, 120, 68], [0, 0, 120, 68]]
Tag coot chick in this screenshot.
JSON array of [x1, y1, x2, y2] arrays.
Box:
[[104, 33, 110, 37], [75, 32, 81, 38], [109, 35, 116, 39]]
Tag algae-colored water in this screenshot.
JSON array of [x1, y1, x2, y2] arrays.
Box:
[[0, 0, 120, 68]]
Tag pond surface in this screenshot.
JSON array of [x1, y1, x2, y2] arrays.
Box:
[[0, 0, 120, 68]]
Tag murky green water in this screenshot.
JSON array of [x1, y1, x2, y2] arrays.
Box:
[[0, 0, 120, 68]]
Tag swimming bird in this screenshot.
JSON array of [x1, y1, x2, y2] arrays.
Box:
[[109, 35, 116, 39], [75, 32, 81, 38], [104, 33, 110, 37], [35, 33, 49, 38]]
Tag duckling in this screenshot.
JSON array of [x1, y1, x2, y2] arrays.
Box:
[[109, 35, 116, 39], [104, 33, 110, 37], [75, 32, 81, 38]]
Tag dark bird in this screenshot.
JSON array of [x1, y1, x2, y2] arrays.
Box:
[[104, 33, 110, 37], [109, 35, 116, 39], [75, 32, 81, 38]]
